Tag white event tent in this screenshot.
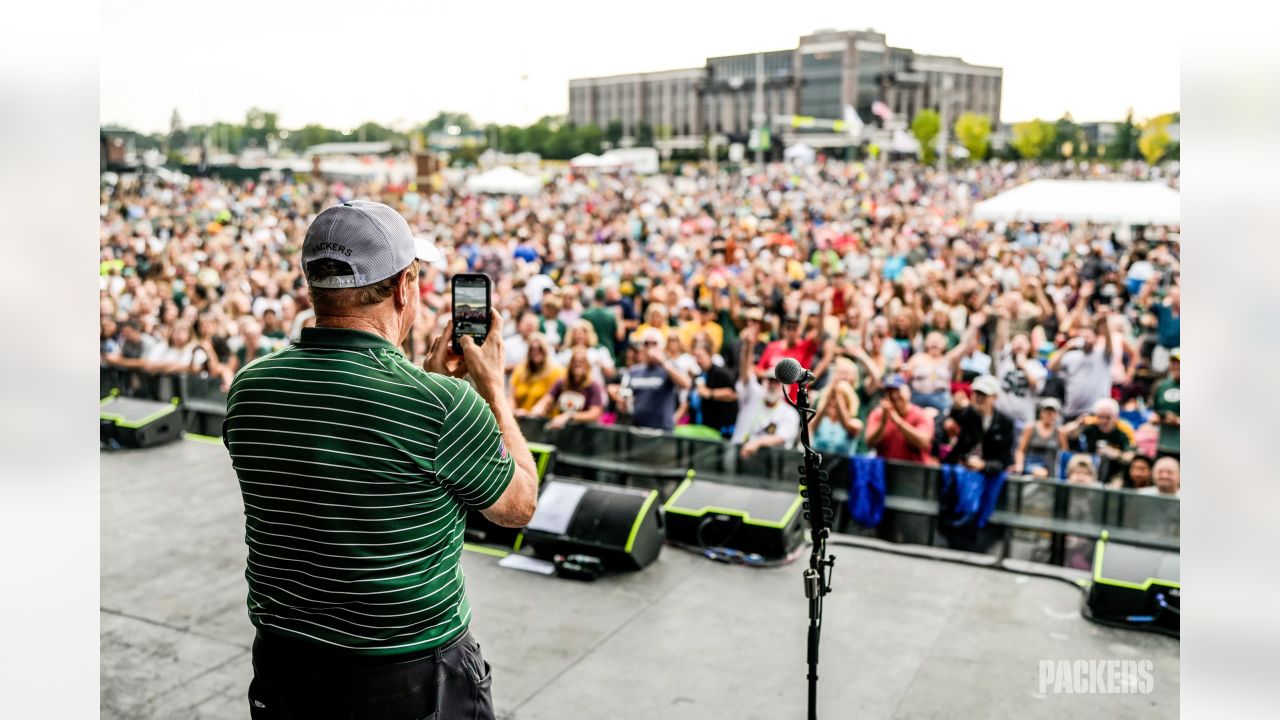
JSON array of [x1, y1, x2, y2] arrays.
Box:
[[465, 166, 543, 196], [973, 179, 1180, 226], [784, 143, 817, 165]]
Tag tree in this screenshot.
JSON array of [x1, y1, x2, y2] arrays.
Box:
[[289, 124, 344, 152], [498, 125, 526, 154], [1051, 113, 1084, 160], [1138, 114, 1173, 165], [351, 121, 408, 146], [577, 124, 603, 155], [604, 120, 624, 149], [423, 111, 476, 135], [545, 123, 583, 159], [911, 109, 941, 164], [953, 112, 991, 161], [167, 109, 188, 153], [635, 120, 654, 147], [242, 107, 279, 148], [205, 121, 245, 153], [1010, 119, 1055, 160], [522, 118, 553, 156], [1107, 108, 1138, 160]]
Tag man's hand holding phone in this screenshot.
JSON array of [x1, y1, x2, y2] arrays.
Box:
[[425, 320, 467, 380], [458, 311, 506, 405]]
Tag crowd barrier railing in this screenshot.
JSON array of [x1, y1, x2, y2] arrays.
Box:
[[105, 369, 1179, 567]]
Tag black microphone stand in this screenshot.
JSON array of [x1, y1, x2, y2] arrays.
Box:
[[784, 378, 835, 720]]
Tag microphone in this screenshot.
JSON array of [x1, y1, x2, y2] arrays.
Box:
[[773, 357, 814, 386]]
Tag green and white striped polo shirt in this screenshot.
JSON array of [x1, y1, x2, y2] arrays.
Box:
[[223, 326, 514, 655]]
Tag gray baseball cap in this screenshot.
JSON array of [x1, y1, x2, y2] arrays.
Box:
[[971, 374, 1000, 396], [302, 200, 435, 289]]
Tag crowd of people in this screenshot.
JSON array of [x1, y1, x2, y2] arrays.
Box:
[[100, 157, 1180, 497]]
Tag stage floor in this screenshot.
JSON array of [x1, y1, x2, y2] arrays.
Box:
[[102, 439, 1179, 719]]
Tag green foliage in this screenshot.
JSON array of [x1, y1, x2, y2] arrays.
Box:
[[911, 110, 941, 164], [1107, 108, 1138, 160], [423, 111, 476, 134], [498, 125, 526, 154], [577, 124, 603, 155], [289, 124, 345, 151], [545, 123, 581, 159], [1138, 114, 1174, 165], [242, 107, 279, 148], [636, 121, 654, 147], [605, 120, 624, 148], [1010, 119, 1055, 160], [522, 121, 553, 156], [1050, 113, 1084, 159], [953, 113, 991, 161]]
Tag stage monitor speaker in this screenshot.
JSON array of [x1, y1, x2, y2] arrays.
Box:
[[663, 477, 805, 560], [1083, 531, 1180, 637], [465, 443, 556, 548], [100, 395, 183, 449], [521, 479, 664, 571]]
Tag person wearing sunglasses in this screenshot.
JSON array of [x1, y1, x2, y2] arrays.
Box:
[[623, 327, 692, 431]]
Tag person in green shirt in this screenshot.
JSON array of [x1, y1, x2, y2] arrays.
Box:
[[261, 308, 288, 342], [581, 288, 621, 358], [1151, 349, 1180, 454], [232, 317, 273, 370], [538, 294, 568, 348]]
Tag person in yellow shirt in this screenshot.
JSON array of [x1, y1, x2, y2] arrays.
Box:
[[676, 300, 724, 354], [634, 303, 671, 345], [509, 333, 564, 414]]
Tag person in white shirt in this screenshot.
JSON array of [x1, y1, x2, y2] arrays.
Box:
[[1138, 456, 1180, 497], [504, 311, 539, 373], [731, 335, 800, 458], [554, 319, 616, 382]]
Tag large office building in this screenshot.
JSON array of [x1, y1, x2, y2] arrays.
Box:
[[568, 28, 1002, 150]]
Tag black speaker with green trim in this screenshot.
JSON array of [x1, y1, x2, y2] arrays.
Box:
[[521, 478, 664, 571], [100, 395, 183, 449], [1083, 531, 1180, 637], [465, 443, 555, 548], [663, 477, 804, 560]]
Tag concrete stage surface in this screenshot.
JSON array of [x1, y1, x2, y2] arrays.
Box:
[[102, 439, 1179, 719]]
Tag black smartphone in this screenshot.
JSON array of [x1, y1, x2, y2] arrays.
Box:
[[451, 273, 492, 355]]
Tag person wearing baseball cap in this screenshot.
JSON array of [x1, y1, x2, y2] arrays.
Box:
[[1014, 397, 1065, 478], [225, 200, 538, 719], [864, 374, 936, 464], [1151, 348, 1180, 456], [941, 374, 1016, 476]]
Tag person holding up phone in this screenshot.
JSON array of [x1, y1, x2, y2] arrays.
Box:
[[224, 200, 537, 720], [1048, 308, 1114, 422]]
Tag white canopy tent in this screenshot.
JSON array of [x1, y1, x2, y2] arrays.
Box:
[[569, 153, 600, 168], [973, 179, 1180, 226], [465, 166, 543, 196], [888, 130, 920, 155], [784, 143, 817, 165]]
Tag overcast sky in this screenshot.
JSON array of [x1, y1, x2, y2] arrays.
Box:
[[101, 0, 1179, 133]]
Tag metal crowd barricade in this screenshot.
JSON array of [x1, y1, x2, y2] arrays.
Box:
[[113, 371, 1180, 567]]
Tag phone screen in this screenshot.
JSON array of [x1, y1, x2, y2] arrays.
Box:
[[452, 275, 490, 353]]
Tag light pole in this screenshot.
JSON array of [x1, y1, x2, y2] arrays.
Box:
[[753, 51, 766, 167], [938, 75, 953, 171]]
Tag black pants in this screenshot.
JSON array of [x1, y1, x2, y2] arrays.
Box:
[[248, 629, 494, 720]]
